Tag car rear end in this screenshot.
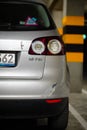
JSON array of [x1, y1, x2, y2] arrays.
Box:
[[0, 0, 70, 129]]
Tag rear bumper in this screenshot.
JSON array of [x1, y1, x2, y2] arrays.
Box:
[[0, 98, 68, 119]]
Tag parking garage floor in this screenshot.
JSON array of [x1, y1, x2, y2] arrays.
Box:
[[0, 92, 87, 130], [67, 93, 87, 130]]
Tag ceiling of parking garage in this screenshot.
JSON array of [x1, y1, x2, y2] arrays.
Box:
[[43, 0, 63, 11], [44, 0, 86, 13], [85, 0, 87, 12]]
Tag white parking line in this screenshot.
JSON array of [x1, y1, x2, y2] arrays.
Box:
[[69, 104, 87, 130], [82, 89, 87, 95]]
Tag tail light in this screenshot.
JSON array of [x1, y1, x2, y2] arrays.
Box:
[[29, 36, 65, 55], [31, 40, 45, 54], [46, 99, 62, 104], [47, 39, 62, 54]]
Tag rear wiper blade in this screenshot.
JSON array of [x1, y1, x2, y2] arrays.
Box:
[[0, 23, 12, 26], [0, 23, 13, 30]]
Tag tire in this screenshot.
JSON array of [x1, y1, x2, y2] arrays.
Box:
[[48, 99, 69, 130]]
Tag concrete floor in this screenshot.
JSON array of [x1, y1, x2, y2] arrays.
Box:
[[67, 93, 87, 130], [0, 92, 87, 130]]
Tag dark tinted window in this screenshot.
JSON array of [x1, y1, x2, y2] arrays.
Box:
[[0, 2, 55, 31]]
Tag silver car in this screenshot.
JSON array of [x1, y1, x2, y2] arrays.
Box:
[[0, 0, 70, 129]]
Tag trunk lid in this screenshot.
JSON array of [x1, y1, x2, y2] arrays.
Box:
[[0, 39, 45, 79]]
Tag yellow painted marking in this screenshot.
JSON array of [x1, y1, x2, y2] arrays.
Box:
[[66, 52, 83, 62], [63, 34, 84, 44], [63, 16, 84, 26]]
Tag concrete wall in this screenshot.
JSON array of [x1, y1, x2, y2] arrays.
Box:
[[52, 10, 63, 28], [51, 0, 84, 93]]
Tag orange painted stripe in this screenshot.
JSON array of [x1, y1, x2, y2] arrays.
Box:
[[58, 28, 63, 35], [63, 34, 84, 44], [66, 52, 83, 62], [63, 16, 84, 26]]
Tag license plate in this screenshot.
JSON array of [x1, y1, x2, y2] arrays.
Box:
[[0, 53, 15, 67]]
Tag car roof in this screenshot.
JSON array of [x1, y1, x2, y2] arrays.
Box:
[[22, 0, 45, 4], [0, 0, 46, 5]]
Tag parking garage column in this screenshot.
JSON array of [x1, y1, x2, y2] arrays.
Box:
[[62, 0, 84, 92]]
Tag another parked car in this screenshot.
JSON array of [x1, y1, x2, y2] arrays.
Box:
[[0, 0, 70, 129]]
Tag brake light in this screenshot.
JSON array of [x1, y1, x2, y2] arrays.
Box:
[[46, 99, 62, 104], [29, 36, 65, 55]]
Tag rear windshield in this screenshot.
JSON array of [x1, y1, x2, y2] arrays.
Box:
[[0, 2, 56, 31]]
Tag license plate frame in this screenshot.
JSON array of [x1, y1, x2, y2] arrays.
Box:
[[0, 52, 16, 67]]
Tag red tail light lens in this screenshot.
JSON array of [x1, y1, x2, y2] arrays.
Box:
[[29, 36, 65, 55], [46, 99, 62, 104]]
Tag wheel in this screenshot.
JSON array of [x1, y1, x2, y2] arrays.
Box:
[[48, 100, 69, 129]]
